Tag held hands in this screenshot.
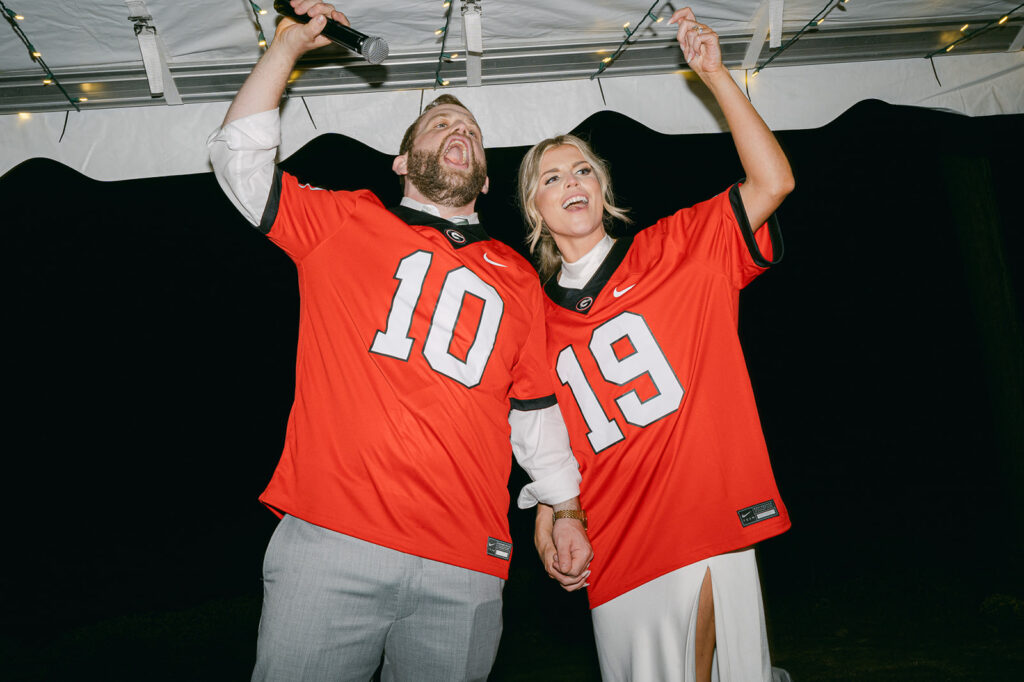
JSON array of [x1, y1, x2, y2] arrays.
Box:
[[274, 0, 350, 57], [669, 7, 723, 80], [535, 504, 593, 592]]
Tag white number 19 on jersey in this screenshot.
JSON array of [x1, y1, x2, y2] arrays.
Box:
[[557, 311, 684, 453]]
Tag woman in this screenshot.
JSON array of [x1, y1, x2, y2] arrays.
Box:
[[521, 8, 795, 682]]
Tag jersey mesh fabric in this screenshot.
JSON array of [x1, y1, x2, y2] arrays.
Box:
[[259, 172, 555, 579], [543, 187, 791, 607]]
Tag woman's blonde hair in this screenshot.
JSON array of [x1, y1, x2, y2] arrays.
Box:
[[517, 134, 630, 281]]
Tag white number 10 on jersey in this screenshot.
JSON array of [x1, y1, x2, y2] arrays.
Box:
[[370, 250, 503, 388], [557, 312, 684, 453]]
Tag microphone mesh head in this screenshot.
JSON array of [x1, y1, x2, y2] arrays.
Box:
[[363, 37, 389, 65]]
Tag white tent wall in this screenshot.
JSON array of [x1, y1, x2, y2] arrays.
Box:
[[2, 51, 1021, 181], [1, 0, 1022, 180]]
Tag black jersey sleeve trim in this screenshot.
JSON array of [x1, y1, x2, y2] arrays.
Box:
[[510, 394, 558, 412], [728, 182, 784, 268], [258, 166, 284, 235]]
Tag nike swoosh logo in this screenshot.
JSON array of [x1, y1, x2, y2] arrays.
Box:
[[483, 253, 507, 268], [613, 284, 635, 297]]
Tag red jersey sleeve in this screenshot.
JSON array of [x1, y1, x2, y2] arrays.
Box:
[[508, 278, 558, 407], [265, 169, 383, 262], [652, 184, 777, 290]]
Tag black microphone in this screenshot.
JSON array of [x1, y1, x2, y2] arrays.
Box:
[[273, 1, 389, 64]]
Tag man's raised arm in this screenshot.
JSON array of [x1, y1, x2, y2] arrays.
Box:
[[209, 2, 349, 225], [224, 1, 348, 125]]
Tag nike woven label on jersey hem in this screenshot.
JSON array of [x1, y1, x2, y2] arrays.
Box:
[[487, 537, 512, 560], [737, 500, 779, 527]]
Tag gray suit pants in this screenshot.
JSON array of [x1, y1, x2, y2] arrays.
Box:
[[252, 514, 504, 682]]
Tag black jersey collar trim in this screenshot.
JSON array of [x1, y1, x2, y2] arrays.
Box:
[[388, 205, 490, 249], [544, 233, 635, 315]]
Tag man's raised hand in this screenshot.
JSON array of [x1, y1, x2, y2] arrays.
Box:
[[274, 1, 350, 57]]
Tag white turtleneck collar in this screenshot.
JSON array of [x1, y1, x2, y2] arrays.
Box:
[[557, 234, 614, 290]]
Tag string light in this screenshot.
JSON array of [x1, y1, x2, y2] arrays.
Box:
[[590, 1, 665, 79], [248, 2, 268, 51], [926, 3, 1023, 59], [1, 1, 81, 110], [753, 1, 848, 76], [818, 0, 852, 26], [433, 0, 455, 89]]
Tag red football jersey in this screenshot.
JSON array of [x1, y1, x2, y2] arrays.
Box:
[[258, 171, 556, 579], [543, 185, 791, 607]]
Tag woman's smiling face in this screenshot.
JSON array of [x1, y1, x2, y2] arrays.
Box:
[[534, 144, 607, 262]]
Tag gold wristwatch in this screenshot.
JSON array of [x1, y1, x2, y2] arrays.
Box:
[[552, 509, 588, 530]]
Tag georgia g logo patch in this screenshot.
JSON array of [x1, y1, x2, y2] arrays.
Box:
[[575, 296, 594, 312], [444, 228, 467, 244]]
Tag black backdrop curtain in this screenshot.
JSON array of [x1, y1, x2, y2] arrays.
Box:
[[4, 100, 1022, 680]]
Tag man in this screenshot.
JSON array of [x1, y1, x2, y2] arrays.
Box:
[[207, 2, 591, 680]]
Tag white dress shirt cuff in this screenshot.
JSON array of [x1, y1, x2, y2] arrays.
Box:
[[516, 468, 583, 509]]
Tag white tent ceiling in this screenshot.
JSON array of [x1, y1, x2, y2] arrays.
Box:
[[1, 0, 1022, 180]]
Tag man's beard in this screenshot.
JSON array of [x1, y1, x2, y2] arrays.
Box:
[[406, 136, 487, 208]]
